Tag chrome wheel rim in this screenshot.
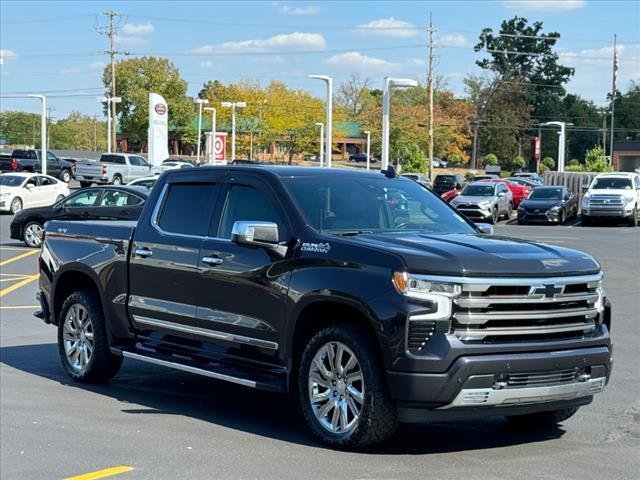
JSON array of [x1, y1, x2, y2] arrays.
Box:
[[10, 198, 22, 213], [62, 171, 70, 182], [308, 341, 364, 434], [113, 176, 121, 185], [63, 304, 94, 373], [24, 223, 42, 247]]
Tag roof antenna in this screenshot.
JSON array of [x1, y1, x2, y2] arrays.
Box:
[[381, 165, 398, 178]]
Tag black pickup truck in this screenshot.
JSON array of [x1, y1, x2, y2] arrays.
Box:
[[36, 166, 612, 448], [0, 149, 76, 182]]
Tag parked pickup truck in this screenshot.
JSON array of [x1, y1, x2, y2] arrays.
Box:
[[581, 172, 640, 226], [0, 149, 76, 183], [75, 153, 153, 187], [36, 166, 612, 448]]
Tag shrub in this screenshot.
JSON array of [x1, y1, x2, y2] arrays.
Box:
[[447, 153, 463, 168], [584, 146, 612, 172], [539, 164, 549, 174], [511, 155, 526, 171], [464, 171, 476, 183], [542, 157, 555, 170], [484, 153, 498, 165], [568, 159, 580, 167], [565, 164, 584, 172]]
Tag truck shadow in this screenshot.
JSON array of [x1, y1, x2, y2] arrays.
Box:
[[1, 343, 565, 454]]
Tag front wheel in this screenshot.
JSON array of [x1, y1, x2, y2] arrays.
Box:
[[628, 207, 638, 227], [489, 207, 498, 225], [558, 209, 566, 225], [57, 290, 122, 383], [507, 407, 579, 429], [59, 169, 71, 183], [581, 214, 591, 226], [23, 221, 43, 248], [298, 325, 398, 448]]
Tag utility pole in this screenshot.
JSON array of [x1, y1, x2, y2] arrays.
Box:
[[99, 11, 123, 152], [609, 34, 618, 161], [93, 115, 98, 151], [602, 111, 607, 152], [427, 13, 435, 180], [47, 106, 55, 149]]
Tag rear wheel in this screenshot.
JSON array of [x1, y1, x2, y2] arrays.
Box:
[[112, 175, 122, 186], [23, 221, 43, 248], [507, 407, 579, 429], [57, 290, 122, 383], [10, 197, 22, 214], [298, 325, 398, 448]]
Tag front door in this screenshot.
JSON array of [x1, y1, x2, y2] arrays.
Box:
[[128, 170, 223, 346], [57, 189, 102, 219], [197, 174, 291, 365]]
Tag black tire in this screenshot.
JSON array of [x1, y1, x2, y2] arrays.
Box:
[[57, 290, 122, 383], [506, 407, 579, 429], [489, 207, 498, 225], [79, 181, 92, 188], [59, 169, 71, 183], [506, 202, 513, 219], [558, 209, 565, 225], [22, 220, 43, 248], [10, 197, 23, 214], [298, 324, 398, 448], [581, 214, 591, 226], [628, 207, 638, 227], [112, 175, 123, 186]]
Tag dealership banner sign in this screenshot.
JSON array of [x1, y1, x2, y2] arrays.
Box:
[[148, 93, 169, 166]]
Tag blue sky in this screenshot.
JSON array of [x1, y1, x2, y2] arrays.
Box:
[[1, 0, 639, 118]]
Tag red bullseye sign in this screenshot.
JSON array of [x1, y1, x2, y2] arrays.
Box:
[[214, 137, 224, 155], [154, 103, 167, 115]]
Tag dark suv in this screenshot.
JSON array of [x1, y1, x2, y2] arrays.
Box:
[[433, 173, 464, 195]]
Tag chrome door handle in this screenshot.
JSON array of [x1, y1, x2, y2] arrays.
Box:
[[134, 247, 153, 258], [202, 256, 223, 266]]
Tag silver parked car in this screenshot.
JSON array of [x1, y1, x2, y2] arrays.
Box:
[[450, 181, 513, 224]]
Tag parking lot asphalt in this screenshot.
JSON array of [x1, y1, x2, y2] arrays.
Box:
[[1, 211, 638, 480]]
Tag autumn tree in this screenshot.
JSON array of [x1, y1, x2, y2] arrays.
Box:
[[336, 73, 373, 119]]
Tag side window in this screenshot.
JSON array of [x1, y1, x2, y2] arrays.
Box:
[[157, 183, 218, 236], [47, 152, 57, 161], [129, 156, 142, 166], [137, 156, 149, 167], [63, 191, 100, 208], [37, 176, 56, 186], [99, 190, 143, 207], [218, 185, 285, 240]]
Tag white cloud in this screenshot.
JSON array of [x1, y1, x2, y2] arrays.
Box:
[[121, 22, 154, 35], [191, 32, 326, 54], [199, 60, 213, 68], [354, 18, 420, 38], [560, 43, 640, 103], [273, 2, 320, 15], [439, 34, 471, 47], [0, 49, 17, 65], [501, 0, 585, 11], [59, 60, 106, 75], [325, 51, 397, 69], [406, 58, 426, 67]]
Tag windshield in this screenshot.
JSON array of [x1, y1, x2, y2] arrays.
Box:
[[529, 188, 562, 200], [462, 184, 496, 196], [591, 177, 632, 190], [283, 176, 475, 235], [0, 175, 25, 187]]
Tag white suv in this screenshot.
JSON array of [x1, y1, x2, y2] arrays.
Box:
[[581, 172, 640, 226]]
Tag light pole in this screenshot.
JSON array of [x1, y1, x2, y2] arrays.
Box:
[[27, 94, 46, 175], [541, 121, 573, 172], [204, 107, 217, 164], [381, 77, 418, 170], [221, 101, 246, 161], [314, 122, 324, 167], [309, 75, 333, 168], [195, 98, 209, 164], [364, 130, 371, 171], [99, 96, 121, 153]]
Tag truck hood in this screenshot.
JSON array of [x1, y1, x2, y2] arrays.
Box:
[[347, 232, 600, 277], [586, 188, 634, 197]]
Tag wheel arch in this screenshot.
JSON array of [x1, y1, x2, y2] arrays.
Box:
[[51, 266, 103, 326]]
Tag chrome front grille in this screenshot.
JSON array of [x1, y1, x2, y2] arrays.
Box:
[[452, 274, 602, 343], [588, 194, 624, 210]]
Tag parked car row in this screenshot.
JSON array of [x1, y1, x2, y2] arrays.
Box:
[[0, 150, 76, 183]]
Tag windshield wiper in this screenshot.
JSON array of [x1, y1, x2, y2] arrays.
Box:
[[331, 230, 374, 236]]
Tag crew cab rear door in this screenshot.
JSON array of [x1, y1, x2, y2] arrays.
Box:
[[128, 170, 223, 340], [196, 172, 291, 364]]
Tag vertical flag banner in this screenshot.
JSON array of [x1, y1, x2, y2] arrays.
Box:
[[148, 93, 169, 166]]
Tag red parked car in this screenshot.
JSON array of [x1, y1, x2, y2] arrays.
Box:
[[479, 179, 531, 207], [441, 188, 461, 203]]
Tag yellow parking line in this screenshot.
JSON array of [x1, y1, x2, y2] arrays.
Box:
[[0, 247, 29, 252], [0, 305, 40, 310], [0, 274, 38, 297], [0, 273, 33, 277], [63, 466, 134, 480], [0, 249, 39, 267]]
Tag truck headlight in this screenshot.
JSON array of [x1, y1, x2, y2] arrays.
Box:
[[581, 195, 590, 208], [393, 272, 461, 321]]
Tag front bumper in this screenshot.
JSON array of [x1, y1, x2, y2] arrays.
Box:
[[455, 206, 493, 221], [582, 206, 635, 218], [517, 208, 561, 223]]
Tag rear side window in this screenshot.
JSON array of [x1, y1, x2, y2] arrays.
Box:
[[99, 190, 143, 207], [157, 183, 218, 236], [12, 150, 34, 159], [100, 154, 126, 165]]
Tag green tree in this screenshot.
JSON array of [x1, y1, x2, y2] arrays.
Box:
[[584, 146, 612, 172], [104, 57, 193, 148], [50, 112, 107, 151], [398, 142, 427, 173], [0, 111, 41, 146], [510, 155, 527, 171], [542, 156, 555, 169], [484, 153, 498, 165], [447, 153, 463, 168]]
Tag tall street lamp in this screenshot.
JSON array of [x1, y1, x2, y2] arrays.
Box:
[[381, 77, 418, 170], [221, 101, 246, 161], [363, 130, 371, 171], [99, 96, 121, 153], [309, 75, 333, 168], [541, 121, 573, 172], [195, 98, 209, 164], [27, 94, 46, 175], [204, 107, 216, 164], [314, 122, 324, 167]]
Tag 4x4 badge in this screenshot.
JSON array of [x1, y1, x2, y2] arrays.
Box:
[[301, 242, 331, 254]]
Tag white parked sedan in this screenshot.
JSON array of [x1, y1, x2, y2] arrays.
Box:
[[0, 173, 71, 214]]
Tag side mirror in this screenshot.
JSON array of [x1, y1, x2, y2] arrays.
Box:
[[231, 221, 286, 256], [477, 224, 494, 235]]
